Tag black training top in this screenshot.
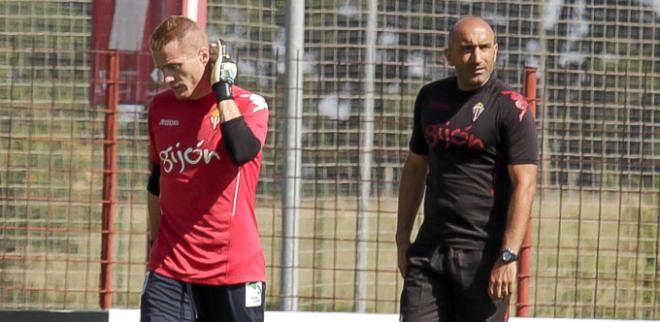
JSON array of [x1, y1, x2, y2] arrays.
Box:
[[409, 76, 538, 250]]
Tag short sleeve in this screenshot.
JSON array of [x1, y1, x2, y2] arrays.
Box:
[[236, 92, 269, 147], [147, 100, 159, 165], [409, 87, 429, 155], [499, 91, 539, 165]]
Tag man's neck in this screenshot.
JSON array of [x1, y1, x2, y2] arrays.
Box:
[[188, 70, 213, 100], [457, 76, 492, 92]]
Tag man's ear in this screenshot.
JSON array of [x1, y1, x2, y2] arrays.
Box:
[[493, 43, 498, 63], [444, 47, 454, 67], [199, 46, 210, 65]]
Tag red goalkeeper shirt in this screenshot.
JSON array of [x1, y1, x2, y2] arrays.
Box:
[[147, 86, 268, 285]]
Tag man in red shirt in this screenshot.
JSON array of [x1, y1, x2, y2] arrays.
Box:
[[141, 16, 268, 322]]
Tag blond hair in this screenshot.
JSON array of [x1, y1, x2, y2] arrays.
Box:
[[150, 16, 208, 52]]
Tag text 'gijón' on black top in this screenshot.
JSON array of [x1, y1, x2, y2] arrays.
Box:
[[409, 76, 539, 250]]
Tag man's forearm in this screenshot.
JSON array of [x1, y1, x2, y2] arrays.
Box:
[[218, 99, 241, 122], [217, 100, 262, 165], [501, 165, 537, 252], [396, 157, 428, 245], [147, 192, 160, 242]]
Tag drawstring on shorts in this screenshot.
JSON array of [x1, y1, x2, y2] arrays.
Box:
[[180, 282, 198, 321]]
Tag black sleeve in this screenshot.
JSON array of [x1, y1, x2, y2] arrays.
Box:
[[221, 116, 262, 165], [499, 93, 539, 165], [409, 86, 429, 155], [147, 163, 160, 195]]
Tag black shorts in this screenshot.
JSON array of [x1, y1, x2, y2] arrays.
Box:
[[140, 271, 265, 322], [400, 245, 509, 322]]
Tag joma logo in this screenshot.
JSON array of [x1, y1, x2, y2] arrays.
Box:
[[159, 119, 179, 126]]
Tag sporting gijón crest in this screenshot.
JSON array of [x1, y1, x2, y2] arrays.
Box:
[[472, 102, 484, 122]]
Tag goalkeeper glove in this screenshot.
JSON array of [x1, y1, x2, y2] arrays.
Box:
[[210, 39, 237, 102]]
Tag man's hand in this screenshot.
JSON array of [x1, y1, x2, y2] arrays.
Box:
[[397, 241, 410, 279], [488, 260, 517, 300], [210, 39, 237, 102]]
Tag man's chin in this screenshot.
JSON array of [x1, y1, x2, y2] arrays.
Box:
[[458, 77, 488, 91], [468, 75, 490, 87], [173, 90, 192, 100]]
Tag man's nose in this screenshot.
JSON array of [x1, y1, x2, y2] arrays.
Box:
[[470, 48, 482, 64]]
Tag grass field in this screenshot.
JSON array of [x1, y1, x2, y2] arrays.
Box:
[[1, 175, 659, 319], [1, 106, 658, 318]]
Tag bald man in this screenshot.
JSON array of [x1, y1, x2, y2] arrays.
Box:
[[396, 16, 538, 322], [142, 16, 269, 322]]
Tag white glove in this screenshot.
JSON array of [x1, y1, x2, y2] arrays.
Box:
[[210, 39, 237, 101]]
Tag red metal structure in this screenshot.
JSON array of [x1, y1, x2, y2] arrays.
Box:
[[516, 66, 538, 317], [100, 52, 119, 310]]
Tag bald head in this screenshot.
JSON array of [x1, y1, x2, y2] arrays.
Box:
[[444, 16, 499, 91], [448, 16, 496, 47]]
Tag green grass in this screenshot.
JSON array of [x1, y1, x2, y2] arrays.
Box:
[[1, 136, 659, 316], [2, 102, 659, 317]]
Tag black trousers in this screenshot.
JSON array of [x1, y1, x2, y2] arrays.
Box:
[[400, 245, 509, 322], [140, 271, 265, 322]]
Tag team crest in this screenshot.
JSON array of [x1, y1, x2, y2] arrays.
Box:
[[210, 110, 221, 130], [472, 102, 485, 122]]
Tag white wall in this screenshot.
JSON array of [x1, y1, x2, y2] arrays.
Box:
[[109, 309, 660, 322]]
